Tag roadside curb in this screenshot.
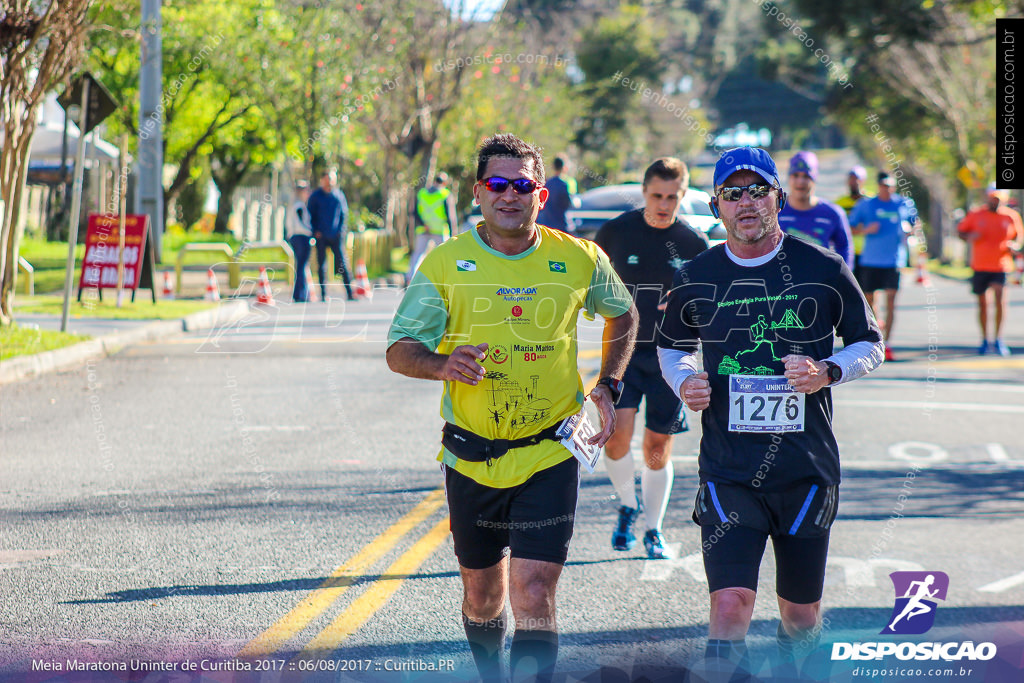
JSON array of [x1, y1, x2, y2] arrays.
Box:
[[0, 299, 251, 386]]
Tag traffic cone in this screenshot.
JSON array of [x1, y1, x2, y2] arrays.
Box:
[[354, 258, 372, 299], [914, 251, 931, 287], [305, 264, 319, 302], [256, 266, 275, 305], [161, 271, 175, 300], [204, 268, 220, 302]]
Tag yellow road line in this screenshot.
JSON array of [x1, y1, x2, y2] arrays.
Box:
[[237, 489, 446, 657], [300, 516, 451, 654]]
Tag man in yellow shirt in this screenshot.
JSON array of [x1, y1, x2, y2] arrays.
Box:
[[387, 134, 637, 683]]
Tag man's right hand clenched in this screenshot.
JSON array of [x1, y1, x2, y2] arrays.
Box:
[[680, 371, 711, 411]]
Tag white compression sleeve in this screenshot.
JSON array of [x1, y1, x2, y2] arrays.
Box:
[[657, 346, 701, 398], [827, 340, 884, 385]]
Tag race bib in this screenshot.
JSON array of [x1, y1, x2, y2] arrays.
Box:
[[728, 375, 805, 433], [556, 409, 602, 472]]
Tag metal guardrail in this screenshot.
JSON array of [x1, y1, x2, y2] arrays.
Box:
[[175, 243, 240, 295], [17, 256, 34, 296], [173, 233, 395, 298], [235, 241, 295, 285]]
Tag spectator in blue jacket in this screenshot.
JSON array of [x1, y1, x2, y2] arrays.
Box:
[[308, 169, 355, 300]]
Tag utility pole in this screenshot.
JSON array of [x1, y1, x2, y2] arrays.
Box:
[[137, 0, 164, 262]]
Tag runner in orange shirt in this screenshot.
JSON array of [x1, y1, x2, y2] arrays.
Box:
[[957, 184, 1024, 356]]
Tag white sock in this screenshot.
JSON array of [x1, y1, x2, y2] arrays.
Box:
[[642, 461, 674, 531], [604, 452, 638, 509]]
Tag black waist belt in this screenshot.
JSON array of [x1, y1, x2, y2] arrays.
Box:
[[442, 422, 561, 464]]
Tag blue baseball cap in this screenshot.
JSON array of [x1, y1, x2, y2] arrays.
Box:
[[714, 147, 781, 189]]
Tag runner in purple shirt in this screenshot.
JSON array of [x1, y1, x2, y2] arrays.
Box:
[[778, 151, 853, 266]]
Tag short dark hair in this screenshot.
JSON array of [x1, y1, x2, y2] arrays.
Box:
[[643, 157, 689, 188], [553, 156, 565, 172], [476, 134, 545, 184]]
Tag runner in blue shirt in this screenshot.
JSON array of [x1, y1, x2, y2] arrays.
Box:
[[849, 172, 915, 360]]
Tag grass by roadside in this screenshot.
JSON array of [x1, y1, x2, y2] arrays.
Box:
[[13, 295, 217, 320], [927, 259, 972, 281], [0, 324, 89, 362]]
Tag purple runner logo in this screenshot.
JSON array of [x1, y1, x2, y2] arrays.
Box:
[[881, 571, 949, 635]]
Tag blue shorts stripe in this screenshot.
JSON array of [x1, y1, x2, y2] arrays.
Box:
[[707, 482, 729, 524], [789, 484, 819, 535]]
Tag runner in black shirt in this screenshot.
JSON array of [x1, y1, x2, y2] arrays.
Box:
[[657, 147, 883, 678], [594, 157, 709, 560]]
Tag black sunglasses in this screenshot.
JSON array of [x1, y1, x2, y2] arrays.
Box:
[[717, 183, 774, 202], [480, 176, 540, 194]]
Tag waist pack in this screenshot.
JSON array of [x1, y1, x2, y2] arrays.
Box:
[[442, 422, 561, 465]]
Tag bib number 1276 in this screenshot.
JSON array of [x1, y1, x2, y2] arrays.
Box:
[[728, 375, 805, 433]]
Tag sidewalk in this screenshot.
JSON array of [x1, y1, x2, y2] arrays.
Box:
[[0, 300, 250, 386]]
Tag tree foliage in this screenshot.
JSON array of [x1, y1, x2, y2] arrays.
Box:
[[1, 0, 92, 326]]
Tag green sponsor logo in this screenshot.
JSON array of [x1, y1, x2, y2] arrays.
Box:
[[548, 261, 566, 273]]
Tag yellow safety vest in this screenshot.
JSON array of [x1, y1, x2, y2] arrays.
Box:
[[416, 187, 451, 236]]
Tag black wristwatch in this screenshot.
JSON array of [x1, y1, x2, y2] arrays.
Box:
[[824, 361, 842, 385], [596, 376, 624, 404]]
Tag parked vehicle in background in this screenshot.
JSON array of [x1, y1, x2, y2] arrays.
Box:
[[566, 184, 726, 243], [461, 183, 726, 245]]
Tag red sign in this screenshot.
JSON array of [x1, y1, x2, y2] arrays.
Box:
[[79, 214, 149, 290]]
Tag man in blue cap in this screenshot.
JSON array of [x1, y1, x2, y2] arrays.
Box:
[[779, 151, 853, 267], [657, 147, 884, 677]]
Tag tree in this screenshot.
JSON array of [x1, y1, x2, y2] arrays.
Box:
[[87, 0, 283, 230], [1, 0, 92, 326], [775, 0, 1009, 254]]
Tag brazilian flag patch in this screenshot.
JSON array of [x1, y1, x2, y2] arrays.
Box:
[[548, 261, 567, 273], [456, 259, 476, 272]]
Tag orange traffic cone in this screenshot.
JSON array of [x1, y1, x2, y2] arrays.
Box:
[[914, 252, 931, 287], [162, 271, 175, 300], [354, 259, 371, 299], [305, 264, 319, 302], [204, 268, 220, 302], [256, 266, 275, 305]]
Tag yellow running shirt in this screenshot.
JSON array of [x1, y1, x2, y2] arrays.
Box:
[[388, 224, 632, 488]]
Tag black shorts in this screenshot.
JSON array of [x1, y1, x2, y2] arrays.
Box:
[[693, 481, 838, 604], [618, 348, 688, 434], [443, 457, 579, 570], [971, 270, 1007, 295], [857, 265, 901, 292]]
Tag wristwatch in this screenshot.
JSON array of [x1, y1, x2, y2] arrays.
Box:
[[824, 361, 842, 385], [596, 376, 624, 403]]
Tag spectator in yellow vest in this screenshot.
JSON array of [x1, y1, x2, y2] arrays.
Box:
[[407, 172, 457, 284]]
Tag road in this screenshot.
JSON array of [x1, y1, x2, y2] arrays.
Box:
[[1, 273, 1023, 682]]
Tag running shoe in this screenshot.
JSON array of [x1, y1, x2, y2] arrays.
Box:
[[643, 529, 672, 560], [978, 340, 991, 355], [884, 346, 895, 362], [612, 505, 639, 551], [995, 340, 1011, 357]]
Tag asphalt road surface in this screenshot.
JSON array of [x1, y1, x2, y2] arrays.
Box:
[[2, 273, 1023, 682]]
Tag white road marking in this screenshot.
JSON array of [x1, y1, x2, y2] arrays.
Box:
[[986, 443, 1011, 463], [826, 557, 923, 587], [978, 571, 1024, 593], [837, 399, 1024, 413], [640, 549, 704, 582], [888, 441, 948, 464]]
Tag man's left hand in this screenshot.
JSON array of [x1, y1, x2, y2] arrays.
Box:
[[586, 384, 617, 447], [782, 354, 830, 394]]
